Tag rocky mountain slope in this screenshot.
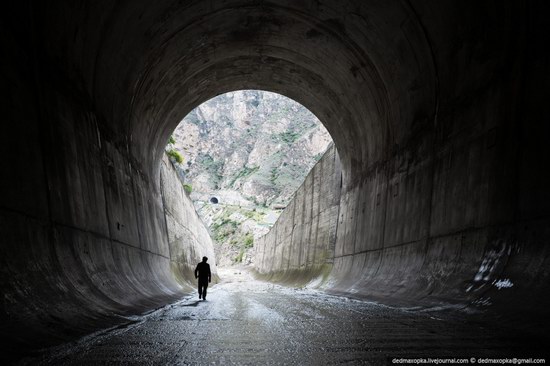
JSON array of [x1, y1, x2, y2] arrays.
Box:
[[168, 90, 332, 267]]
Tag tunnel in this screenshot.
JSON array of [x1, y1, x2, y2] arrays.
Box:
[[1, 0, 549, 362]]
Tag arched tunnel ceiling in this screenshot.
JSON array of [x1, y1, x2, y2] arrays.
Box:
[[36, 0, 437, 187]]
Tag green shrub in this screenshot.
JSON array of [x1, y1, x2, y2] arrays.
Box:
[[244, 233, 254, 248], [234, 248, 245, 263], [167, 149, 184, 164], [183, 184, 192, 194], [197, 153, 224, 187], [277, 131, 300, 143], [168, 135, 176, 144], [211, 216, 239, 243], [270, 167, 278, 184], [228, 165, 260, 187]]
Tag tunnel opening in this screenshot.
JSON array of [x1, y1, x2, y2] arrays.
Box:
[[165, 89, 334, 270]]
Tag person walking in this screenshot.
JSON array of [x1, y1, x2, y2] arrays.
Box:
[[194, 256, 211, 300]]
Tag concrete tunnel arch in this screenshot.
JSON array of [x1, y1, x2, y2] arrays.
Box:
[[127, 3, 437, 188], [1, 0, 550, 359]]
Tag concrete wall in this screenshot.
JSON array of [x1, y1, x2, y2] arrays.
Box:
[[161, 155, 217, 286], [255, 53, 550, 330], [325, 4, 550, 327], [0, 42, 215, 356], [254, 88, 550, 328], [254, 145, 341, 284]]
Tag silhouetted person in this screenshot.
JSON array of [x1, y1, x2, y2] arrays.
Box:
[[194, 256, 211, 300]]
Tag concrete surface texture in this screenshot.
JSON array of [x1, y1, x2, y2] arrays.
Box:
[[254, 144, 341, 283], [1, 0, 550, 362], [160, 155, 217, 286], [0, 134, 216, 361], [18, 270, 548, 365]]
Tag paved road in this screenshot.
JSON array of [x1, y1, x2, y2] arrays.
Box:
[[23, 270, 546, 365]]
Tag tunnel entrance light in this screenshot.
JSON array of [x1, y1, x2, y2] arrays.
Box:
[[166, 90, 333, 268]]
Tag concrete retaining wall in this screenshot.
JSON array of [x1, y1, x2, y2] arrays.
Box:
[[254, 145, 341, 284], [161, 155, 217, 287]]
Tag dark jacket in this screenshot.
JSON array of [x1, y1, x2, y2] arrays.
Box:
[[194, 262, 211, 281]]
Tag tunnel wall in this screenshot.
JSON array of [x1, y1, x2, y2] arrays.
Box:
[[0, 20, 215, 354], [0, 88, 173, 352], [254, 145, 341, 284], [330, 106, 516, 307], [256, 91, 550, 324], [160, 155, 217, 286], [251, 3, 550, 327], [325, 2, 550, 325]]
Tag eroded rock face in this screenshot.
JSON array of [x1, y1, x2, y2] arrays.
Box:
[[171, 90, 332, 207]]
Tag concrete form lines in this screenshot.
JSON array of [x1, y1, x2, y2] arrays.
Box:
[[331, 223, 502, 259], [57, 219, 171, 260], [0, 205, 170, 259]]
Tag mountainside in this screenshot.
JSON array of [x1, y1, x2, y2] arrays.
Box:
[[168, 90, 332, 267]]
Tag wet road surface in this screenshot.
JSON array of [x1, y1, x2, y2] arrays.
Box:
[[22, 270, 546, 365]]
